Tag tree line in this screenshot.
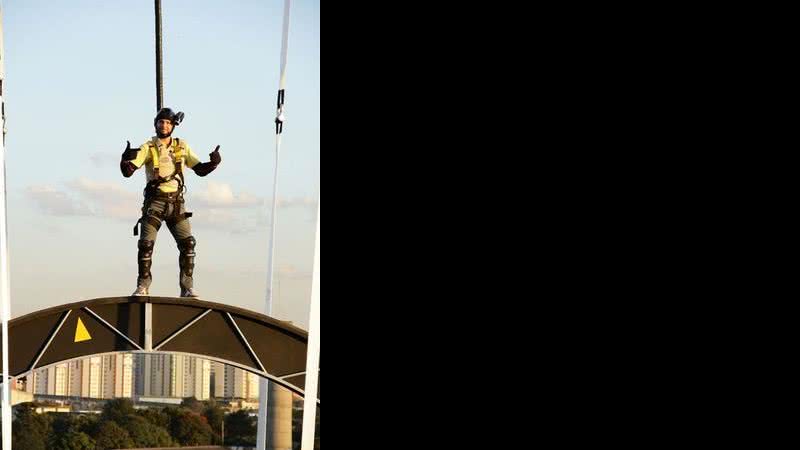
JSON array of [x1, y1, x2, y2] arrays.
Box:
[[9, 397, 257, 449]]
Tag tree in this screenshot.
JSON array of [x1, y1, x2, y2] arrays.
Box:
[[74, 414, 101, 437], [53, 431, 96, 450], [137, 408, 171, 429], [51, 413, 77, 437], [225, 409, 257, 447], [167, 409, 214, 446], [11, 423, 48, 450], [124, 415, 174, 448], [101, 398, 135, 425], [51, 413, 98, 440], [94, 421, 134, 450], [203, 400, 225, 437], [181, 396, 204, 414], [13, 430, 48, 450], [12, 404, 51, 450]]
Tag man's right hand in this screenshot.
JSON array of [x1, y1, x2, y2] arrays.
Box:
[[122, 141, 139, 160]]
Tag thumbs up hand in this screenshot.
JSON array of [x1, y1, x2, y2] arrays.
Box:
[[209, 145, 222, 165], [122, 141, 139, 160]]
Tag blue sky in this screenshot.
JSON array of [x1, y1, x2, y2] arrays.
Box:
[[3, 0, 320, 328]]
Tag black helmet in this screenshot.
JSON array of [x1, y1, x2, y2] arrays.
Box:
[[154, 108, 185, 127]]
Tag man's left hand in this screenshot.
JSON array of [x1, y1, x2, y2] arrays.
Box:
[[210, 145, 222, 165]]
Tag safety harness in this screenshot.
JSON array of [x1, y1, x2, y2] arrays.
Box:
[[133, 137, 193, 236]]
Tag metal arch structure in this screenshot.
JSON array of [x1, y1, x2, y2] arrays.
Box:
[[0, 297, 319, 404]]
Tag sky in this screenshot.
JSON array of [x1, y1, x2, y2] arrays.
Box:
[[2, 0, 320, 329]]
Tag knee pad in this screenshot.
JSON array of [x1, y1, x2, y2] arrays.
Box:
[[138, 240, 155, 279], [178, 236, 196, 277], [138, 240, 155, 259], [179, 236, 196, 256]]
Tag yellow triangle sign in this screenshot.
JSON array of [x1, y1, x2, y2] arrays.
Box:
[[75, 318, 92, 343]]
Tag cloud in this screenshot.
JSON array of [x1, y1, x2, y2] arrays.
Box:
[[192, 181, 264, 209], [192, 209, 239, 229], [26, 179, 312, 235], [89, 153, 120, 167], [67, 178, 139, 203], [66, 178, 140, 220], [25, 185, 94, 216], [27, 179, 140, 221]]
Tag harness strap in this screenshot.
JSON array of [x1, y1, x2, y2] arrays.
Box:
[[132, 138, 190, 235]]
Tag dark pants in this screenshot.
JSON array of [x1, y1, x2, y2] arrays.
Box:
[[136, 196, 195, 291]]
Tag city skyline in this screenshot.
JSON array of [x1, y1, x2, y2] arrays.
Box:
[[22, 353, 262, 403]]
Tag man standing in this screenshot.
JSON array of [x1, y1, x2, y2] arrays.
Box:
[[120, 108, 221, 297]]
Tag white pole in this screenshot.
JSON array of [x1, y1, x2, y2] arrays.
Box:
[[259, 1, 292, 449], [301, 201, 320, 450], [0, 3, 13, 449], [257, 134, 282, 450], [265, 134, 282, 316]]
